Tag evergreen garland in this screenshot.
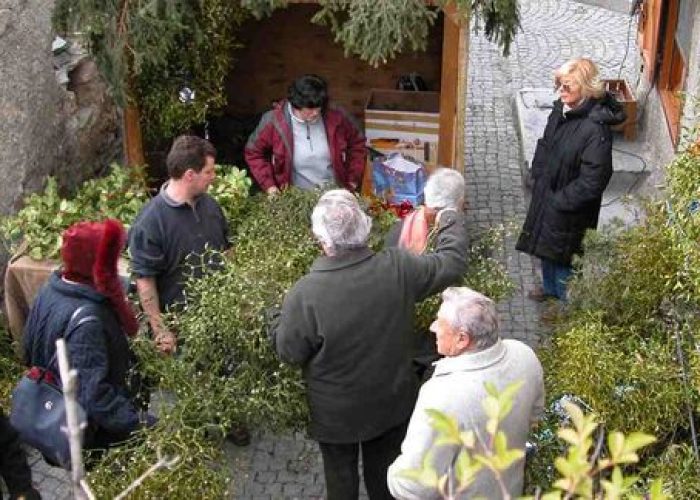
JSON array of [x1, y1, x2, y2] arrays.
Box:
[[312, 0, 437, 67], [53, 0, 247, 140]]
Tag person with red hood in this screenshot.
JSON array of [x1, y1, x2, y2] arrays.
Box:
[[22, 219, 154, 453], [244, 74, 366, 195]]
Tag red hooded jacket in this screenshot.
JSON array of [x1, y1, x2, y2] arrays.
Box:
[[244, 100, 366, 191]]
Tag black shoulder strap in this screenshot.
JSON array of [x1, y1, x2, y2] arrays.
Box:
[[47, 306, 100, 373]]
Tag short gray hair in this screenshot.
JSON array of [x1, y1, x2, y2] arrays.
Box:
[[424, 168, 465, 210], [441, 287, 499, 350], [311, 189, 372, 255]]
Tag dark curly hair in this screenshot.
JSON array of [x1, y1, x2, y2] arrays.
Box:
[[288, 74, 328, 110]]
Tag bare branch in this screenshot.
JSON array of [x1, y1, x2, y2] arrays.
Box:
[[56, 338, 88, 500], [113, 449, 181, 500]]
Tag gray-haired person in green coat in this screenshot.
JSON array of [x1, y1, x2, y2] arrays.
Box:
[[270, 189, 468, 500]]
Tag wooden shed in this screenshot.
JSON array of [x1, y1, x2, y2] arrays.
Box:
[[126, 2, 470, 179]]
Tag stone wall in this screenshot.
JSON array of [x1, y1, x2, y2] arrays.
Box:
[[679, 2, 700, 146], [577, 0, 634, 15], [0, 0, 121, 295], [0, 0, 65, 217]]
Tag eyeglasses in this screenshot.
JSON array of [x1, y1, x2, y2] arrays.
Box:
[[557, 82, 575, 93]]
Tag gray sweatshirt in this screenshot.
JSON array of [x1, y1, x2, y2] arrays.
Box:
[[290, 104, 334, 189]]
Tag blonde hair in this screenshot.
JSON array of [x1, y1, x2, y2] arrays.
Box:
[[554, 58, 605, 99]]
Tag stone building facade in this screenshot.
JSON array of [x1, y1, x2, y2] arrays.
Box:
[[634, 0, 700, 179]]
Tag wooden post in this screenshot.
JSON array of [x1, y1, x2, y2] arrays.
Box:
[[438, 5, 469, 172], [123, 103, 146, 166]]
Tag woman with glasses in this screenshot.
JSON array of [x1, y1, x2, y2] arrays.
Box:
[[516, 58, 626, 305]]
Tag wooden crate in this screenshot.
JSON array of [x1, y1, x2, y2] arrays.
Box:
[[365, 89, 441, 166], [604, 79, 637, 141]]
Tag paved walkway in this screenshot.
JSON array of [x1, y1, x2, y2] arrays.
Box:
[[15, 1, 640, 498]]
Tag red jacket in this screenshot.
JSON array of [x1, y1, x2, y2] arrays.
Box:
[[244, 100, 366, 191]]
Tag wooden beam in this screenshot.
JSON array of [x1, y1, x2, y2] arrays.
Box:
[[123, 103, 145, 167], [454, 12, 469, 174], [438, 5, 468, 172]]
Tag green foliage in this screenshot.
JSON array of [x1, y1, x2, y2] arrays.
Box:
[[54, 0, 247, 140], [311, 0, 519, 67], [568, 217, 685, 330], [53, 0, 187, 105], [135, 1, 247, 140], [240, 0, 290, 18], [87, 346, 231, 498], [543, 314, 689, 438], [209, 165, 253, 222], [0, 322, 22, 409], [462, 225, 516, 301], [0, 165, 150, 261], [663, 150, 700, 304], [312, 0, 437, 67], [527, 145, 700, 496], [531, 402, 664, 500], [399, 382, 526, 497], [415, 225, 515, 333], [445, 0, 520, 57], [640, 444, 700, 499], [400, 387, 664, 500]]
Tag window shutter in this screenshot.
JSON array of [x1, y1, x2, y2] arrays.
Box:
[[637, 0, 664, 82]]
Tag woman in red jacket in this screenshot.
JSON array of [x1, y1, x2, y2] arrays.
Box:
[[244, 74, 366, 195]]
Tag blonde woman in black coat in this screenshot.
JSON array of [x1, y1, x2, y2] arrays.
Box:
[[516, 58, 626, 302]]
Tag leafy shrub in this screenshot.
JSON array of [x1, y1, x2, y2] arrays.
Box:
[[209, 165, 252, 222], [526, 145, 700, 496], [0, 165, 150, 260], [0, 322, 22, 409], [400, 386, 665, 500], [544, 313, 688, 443], [568, 214, 686, 331], [640, 444, 700, 499], [135, 1, 248, 140]]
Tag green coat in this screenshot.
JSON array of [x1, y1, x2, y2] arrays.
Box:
[[272, 212, 468, 443]]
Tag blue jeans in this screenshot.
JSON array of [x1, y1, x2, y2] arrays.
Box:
[[541, 258, 572, 301]]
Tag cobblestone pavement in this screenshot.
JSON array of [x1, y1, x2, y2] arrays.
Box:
[[18, 1, 641, 498]]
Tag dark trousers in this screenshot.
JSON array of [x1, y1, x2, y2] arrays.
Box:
[[0, 412, 33, 496], [319, 421, 408, 500], [541, 257, 573, 301]]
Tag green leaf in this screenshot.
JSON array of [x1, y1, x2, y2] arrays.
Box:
[[649, 478, 670, 500], [459, 430, 476, 448], [454, 448, 481, 490], [623, 432, 657, 454], [426, 409, 462, 445]]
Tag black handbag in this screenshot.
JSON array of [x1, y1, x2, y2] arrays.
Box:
[[10, 306, 99, 468]]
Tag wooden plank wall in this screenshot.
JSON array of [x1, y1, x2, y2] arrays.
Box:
[[224, 4, 444, 121]]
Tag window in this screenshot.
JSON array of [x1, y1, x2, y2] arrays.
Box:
[[637, 0, 663, 81], [637, 0, 688, 145], [658, 0, 687, 145]]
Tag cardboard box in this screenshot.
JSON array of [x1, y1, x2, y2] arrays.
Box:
[[365, 89, 440, 166]]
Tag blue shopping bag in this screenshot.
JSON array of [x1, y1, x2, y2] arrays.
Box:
[[371, 153, 428, 206]]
